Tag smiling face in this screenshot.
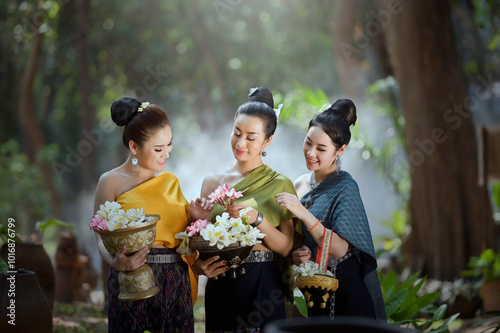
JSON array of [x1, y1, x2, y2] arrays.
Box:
[[303, 125, 345, 173], [231, 114, 272, 162], [130, 125, 173, 172]]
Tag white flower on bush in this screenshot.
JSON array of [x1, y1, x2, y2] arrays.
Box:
[[293, 261, 334, 277], [96, 201, 121, 220], [107, 210, 129, 231]]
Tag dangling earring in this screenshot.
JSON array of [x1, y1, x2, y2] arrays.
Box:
[[261, 151, 267, 157], [335, 156, 342, 172], [132, 154, 139, 172]]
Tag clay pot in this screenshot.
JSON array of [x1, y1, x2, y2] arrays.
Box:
[[54, 231, 80, 303], [0, 242, 55, 308], [480, 281, 500, 313], [0, 269, 52, 333]]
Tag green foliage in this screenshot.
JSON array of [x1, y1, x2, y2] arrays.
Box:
[[0, 258, 7, 274], [473, 311, 500, 333], [375, 208, 410, 257], [492, 183, 500, 210], [36, 218, 75, 241], [380, 270, 459, 332], [277, 82, 330, 129], [294, 296, 308, 317], [462, 249, 500, 286], [0, 140, 56, 235]]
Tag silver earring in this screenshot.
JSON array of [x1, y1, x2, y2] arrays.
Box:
[[335, 157, 342, 171], [132, 155, 139, 172], [262, 151, 267, 157]]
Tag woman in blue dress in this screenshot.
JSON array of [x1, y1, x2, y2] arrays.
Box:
[[276, 99, 386, 320]]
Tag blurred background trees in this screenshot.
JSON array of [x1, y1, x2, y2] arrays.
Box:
[[2, 0, 500, 282]]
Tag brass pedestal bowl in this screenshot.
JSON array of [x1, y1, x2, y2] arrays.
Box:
[[189, 235, 253, 278], [95, 215, 160, 301], [296, 274, 339, 309]]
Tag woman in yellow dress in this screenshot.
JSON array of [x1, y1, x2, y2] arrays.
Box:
[[93, 97, 217, 333], [193, 87, 296, 332]]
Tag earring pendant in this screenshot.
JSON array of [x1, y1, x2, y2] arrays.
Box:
[[335, 157, 342, 172], [132, 156, 139, 172]]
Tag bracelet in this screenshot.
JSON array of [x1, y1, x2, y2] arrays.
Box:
[[251, 211, 263, 227], [307, 220, 321, 232]]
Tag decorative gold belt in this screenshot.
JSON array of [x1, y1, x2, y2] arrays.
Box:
[[246, 250, 274, 263]]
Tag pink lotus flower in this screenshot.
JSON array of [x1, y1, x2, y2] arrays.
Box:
[[208, 184, 243, 208], [89, 215, 108, 231]]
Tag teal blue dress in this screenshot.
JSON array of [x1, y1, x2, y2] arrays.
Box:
[[301, 171, 386, 320]]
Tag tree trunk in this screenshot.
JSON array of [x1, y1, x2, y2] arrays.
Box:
[[75, 0, 98, 189], [17, 20, 62, 224], [331, 0, 366, 99], [380, 0, 495, 280]]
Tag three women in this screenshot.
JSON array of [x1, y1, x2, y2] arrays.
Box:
[[94, 93, 385, 332]]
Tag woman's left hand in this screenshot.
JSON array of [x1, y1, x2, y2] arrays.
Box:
[[275, 192, 307, 219], [189, 197, 214, 221], [225, 204, 258, 222]]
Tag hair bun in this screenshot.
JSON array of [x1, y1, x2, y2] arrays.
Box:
[[248, 86, 274, 109], [110, 97, 141, 126], [330, 99, 357, 126]]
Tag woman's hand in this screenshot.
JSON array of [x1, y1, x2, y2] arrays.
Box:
[[292, 245, 311, 265], [111, 246, 149, 271], [225, 204, 256, 222], [189, 197, 214, 221], [192, 251, 229, 278], [275, 192, 308, 220]]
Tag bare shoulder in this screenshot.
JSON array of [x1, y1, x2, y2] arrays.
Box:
[[200, 174, 225, 198], [294, 173, 311, 199], [94, 168, 128, 211], [200, 171, 242, 198]]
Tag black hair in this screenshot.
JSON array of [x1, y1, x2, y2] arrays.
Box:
[[308, 99, 357, 149], [233, 87, 277, 139], [248, 86, 274, 109], [110, 97, 171, 149]]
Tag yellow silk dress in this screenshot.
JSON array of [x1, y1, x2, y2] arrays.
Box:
[[116, 171, 198, 305]]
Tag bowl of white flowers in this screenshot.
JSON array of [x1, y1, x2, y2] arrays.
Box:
[[89, 201, 160, 301], [175, 211, 265, 278]]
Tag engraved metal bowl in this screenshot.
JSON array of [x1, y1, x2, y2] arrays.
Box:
[[95, 215, 160, 255], [296, 274, 339, 309], [117, 264, 160, 301], [94, 215, 161, 301], [189, 235, 253, 278]]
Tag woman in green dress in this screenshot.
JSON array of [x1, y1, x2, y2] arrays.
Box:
[[193, 87, 296, 332]]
